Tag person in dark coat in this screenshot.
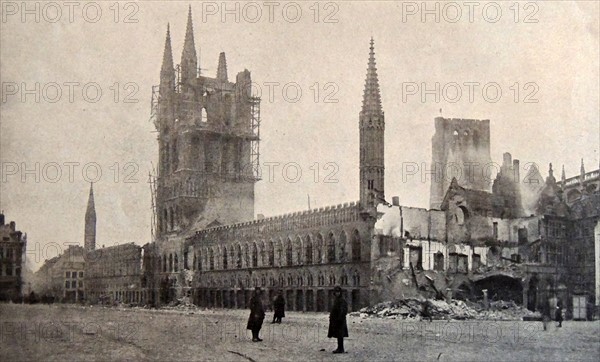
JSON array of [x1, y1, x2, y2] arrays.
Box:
[[246, 287, 265, 342], [422, 300, 433, 322], [555, 299, 563, 327], [541, 299, 551, 331], [328, 286, 349, 354], [272, 290, 286, 324]]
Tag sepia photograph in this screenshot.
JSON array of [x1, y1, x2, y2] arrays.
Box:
[[0, 1, 599, 361]]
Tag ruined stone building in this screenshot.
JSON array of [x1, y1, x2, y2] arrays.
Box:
[[558, 160, 600, 204], [376, 158, 599, 319], [137, 9, 599, 319], [151, 9, 259, 235], [429, 117, 493, 210], [0, 213, 27, 301]]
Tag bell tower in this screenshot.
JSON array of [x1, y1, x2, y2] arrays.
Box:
[[359, 38, 385, 208], [152, 9, 261, 239]]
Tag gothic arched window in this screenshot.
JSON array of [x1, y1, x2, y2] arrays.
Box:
[[222, 246, 228, 269], [352, 230, 361, 261], [252, 243, 258, 268], [286, 238, 293, 266], [327, 232, 336, 263], [305, 236, 313, 265]]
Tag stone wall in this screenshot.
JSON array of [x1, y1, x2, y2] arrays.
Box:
[[429, 117, 492, 209]]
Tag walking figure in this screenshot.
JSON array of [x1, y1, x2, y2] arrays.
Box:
[[246, 287, 265, 342], [328, 286, 349, 354], [555, 299, 563, 328], [272, 290, 286, 324]]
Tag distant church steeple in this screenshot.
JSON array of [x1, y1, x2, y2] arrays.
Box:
[[359, 38, 385, 208], [84, 183, 96, 252]]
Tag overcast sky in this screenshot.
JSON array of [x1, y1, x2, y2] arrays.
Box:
[[1, 1, 598, 271]]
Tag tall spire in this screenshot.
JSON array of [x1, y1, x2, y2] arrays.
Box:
[[217, 52, 228, 82], [180, 5, 198, 85], [84, 183, 96, 252], [362, 37, 383, 116], [561, 164, 566, 185], [359, 38, 385, 209], [160, 24, 175, 90]]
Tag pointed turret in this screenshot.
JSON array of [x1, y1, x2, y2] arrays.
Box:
[[180, 6, 198, 85], [546, 163, 556, 185], [84, 183, 96, 253], [361, 37, 383, 117], [580, 158, 586, 182], [561, 165, 566, 188], [217, 52, 228, 82], [160, 24, 175, 93]]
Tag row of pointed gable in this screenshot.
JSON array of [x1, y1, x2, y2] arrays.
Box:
[[441, 162, 584, 220]]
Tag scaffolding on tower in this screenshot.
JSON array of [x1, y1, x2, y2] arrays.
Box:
[[148, 164, 158, 241], [150, 85, 160, 129], [249, 96, 261, 180]]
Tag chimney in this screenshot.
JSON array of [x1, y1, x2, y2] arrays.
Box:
[[392, 196, 400, 206], [513, 159, 520, 183], [9, 221, 16, 231], [503, 152, 512, 168]]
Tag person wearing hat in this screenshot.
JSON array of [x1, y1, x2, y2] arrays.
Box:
[[555, 299, 563, 328], [247, 287, 265, 342], [328, 286, 349, 353], [272, 290, 286, 324]]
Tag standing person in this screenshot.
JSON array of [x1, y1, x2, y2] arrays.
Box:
[[328, 286, 349, 354], [555, 299, 563, 328], [272, 290, 286, 324], [422, 300, 433, 322], [247, 287, 265, 342], [541, 298, 551, 331]]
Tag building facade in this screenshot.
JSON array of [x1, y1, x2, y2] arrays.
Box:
[[0, 214, 27, 301], [85, 243, 146, 305], [33, 245, 86, 302]]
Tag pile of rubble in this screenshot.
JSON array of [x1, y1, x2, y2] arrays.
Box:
[[350, 298, 541, 321], [163, 297, 199, 312]]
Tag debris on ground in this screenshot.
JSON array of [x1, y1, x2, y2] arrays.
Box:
[[164, 296, 198, 311], [349, 298, 541, 321]]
